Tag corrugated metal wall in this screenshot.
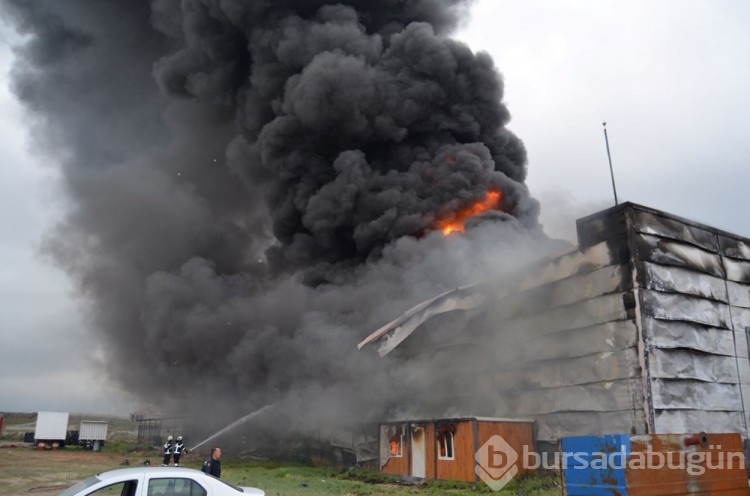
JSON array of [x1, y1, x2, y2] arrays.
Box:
[[579, 204, 750, 438], [483, 203, 750, 443], [463, 233, 643, 443], [629, 208, 749, 437]]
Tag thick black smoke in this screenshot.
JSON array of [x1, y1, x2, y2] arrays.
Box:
[[2, 0, 555, 439]]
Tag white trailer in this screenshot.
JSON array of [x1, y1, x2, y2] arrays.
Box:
[[34, 411, 69, 449], [79, 420, 108, 450]]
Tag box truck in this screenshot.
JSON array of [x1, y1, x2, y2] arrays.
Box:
[[79, 420, 108, 450], [34, 412, 69, 449]]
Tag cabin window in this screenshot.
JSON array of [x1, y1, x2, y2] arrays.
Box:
[[389, 426, 403, 457], [437, 427, 455, 460]]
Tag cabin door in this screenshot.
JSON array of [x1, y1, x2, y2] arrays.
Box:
[[411, 425, 426, 478]]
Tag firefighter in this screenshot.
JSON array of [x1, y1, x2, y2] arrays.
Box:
[[173, 435, 186, 466], [162, 435, 173, 466]]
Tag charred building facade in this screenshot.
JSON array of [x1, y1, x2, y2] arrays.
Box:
[[362, 202, 750, 446]]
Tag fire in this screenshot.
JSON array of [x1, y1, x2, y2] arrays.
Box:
[[436, 190, 502, 235]]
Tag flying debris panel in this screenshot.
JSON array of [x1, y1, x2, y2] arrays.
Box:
[[357, 284, 487, 357]]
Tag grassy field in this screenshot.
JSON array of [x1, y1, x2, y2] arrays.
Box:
[[0, 413, 561, 495], [0, 443, 562, 495]]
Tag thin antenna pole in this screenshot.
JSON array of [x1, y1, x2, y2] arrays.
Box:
[[602, 122, 619, 205]]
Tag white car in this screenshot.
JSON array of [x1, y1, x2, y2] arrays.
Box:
[[56, 467, 265, 496]]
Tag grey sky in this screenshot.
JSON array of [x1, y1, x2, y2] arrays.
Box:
[[457, 0, 750, 240], [1, 1, 749, 415]]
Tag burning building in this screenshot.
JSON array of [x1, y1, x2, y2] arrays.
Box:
[[379, 416, 535, 482], [5, 1, 747, 470], [361, 202, 750, 450]]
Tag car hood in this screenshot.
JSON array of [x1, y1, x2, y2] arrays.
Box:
[[239, 487, 265, 495]]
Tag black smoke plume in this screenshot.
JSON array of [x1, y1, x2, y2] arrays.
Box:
[[2, 0, 556, 440]]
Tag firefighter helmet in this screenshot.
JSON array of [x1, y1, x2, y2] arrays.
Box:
[[177, 436, 182, 441], [167, 435, 173, 441]]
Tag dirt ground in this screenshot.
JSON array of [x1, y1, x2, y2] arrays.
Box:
[[0, 444, 159, 495], [0, 413, 154, 495]]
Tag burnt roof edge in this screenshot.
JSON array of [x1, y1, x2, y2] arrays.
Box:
[[577, 201, 750, 245]]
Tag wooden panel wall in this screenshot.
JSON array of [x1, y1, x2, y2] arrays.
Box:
[[476, 421, 535, 476], [424, 423, 436, 479], [435, 420, 476, 483], [380, 424, 408, 477], [381, 452, 408, 476]]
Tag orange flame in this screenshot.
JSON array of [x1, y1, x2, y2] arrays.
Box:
[[436, 190, 502, 235]]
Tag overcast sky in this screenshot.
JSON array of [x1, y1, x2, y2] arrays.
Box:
[[0, 26, 137, 413], [1, 0, 750, 416]]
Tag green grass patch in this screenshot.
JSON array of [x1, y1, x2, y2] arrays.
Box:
[[217, 460, 561, 495]]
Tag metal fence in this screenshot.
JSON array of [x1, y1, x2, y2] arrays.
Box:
[[136, 417, 182, 446]]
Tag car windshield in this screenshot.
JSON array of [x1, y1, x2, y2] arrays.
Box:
[[56, 475, 102, 496]]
